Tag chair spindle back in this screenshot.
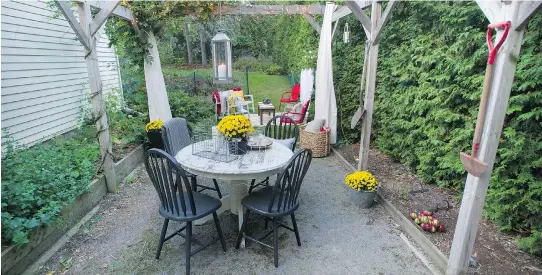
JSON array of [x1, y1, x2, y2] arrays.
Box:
[[265, 115, 300, 150]]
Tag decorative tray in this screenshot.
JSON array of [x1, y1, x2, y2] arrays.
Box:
[[248, 137, 273, 150]]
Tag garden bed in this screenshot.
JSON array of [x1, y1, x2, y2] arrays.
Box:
[[335, 144, 542, 275], [1, 145, 145, 275]]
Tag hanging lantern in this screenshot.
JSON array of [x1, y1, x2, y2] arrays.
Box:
[[211, 31, 232, 84], [343, 23, 350, 44]]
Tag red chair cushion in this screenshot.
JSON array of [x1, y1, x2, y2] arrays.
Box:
[[291, 84, 300, 101]]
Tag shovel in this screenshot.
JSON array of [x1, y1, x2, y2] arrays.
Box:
[[460, 21, 511, 177]]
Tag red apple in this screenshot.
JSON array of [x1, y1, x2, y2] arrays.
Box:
[[410, 213, 418, 220], [421, 210, 427, 216], [431, 226, 437, 233], [432, 219, 440, 227], [426, 211, 433, 216], [422, 223, 432, 231], [438, 225, 445, 232]]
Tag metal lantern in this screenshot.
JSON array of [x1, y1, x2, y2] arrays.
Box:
[[211, 31, 232, 84], [343, 23, 350, 44]]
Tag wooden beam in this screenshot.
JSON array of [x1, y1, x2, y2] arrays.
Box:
[[358, 1, 381, 171], [372, 0, 398, 45], [90, 1, 120, 36], [303, 14, 321, 34], [332, 6, 352, 22], [332, 18, 340, 41], [217, 4, 326, 15], [144, 31, 173, 122], [77, 2, 118, 193], [344, 1, 372, 36], [515, 1, 542, 30], [75, 0, 133, 21], [448, 2, 527, 274], [55, 1, 90, 51], [475, 0, 502, 24]]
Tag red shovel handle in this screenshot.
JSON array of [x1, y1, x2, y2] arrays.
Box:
[[487, 21, 511, 64]]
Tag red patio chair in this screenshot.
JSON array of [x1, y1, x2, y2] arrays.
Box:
[[278, 83, 301, 111], [283, 100, 310, 124]]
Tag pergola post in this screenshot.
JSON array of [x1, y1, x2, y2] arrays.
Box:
[[357, 1, 380, 171], [55, 1, 119, 192], [448, 2, 541, 274]]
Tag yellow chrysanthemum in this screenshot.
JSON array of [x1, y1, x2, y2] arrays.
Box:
[[345, 171, 378, 191]]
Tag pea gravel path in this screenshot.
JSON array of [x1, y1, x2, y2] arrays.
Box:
[[39, 152, 431, 275]]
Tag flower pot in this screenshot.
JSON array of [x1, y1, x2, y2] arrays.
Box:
[[348, 188, 377, 208], [147, 131, 164, 150], [228, 138, 248, 155]]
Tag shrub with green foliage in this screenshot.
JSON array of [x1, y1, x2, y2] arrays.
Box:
[[265, 64, 284, 75], [1, 127, 100, 246], [168, 91, 215, 125], [272, 2, 542, 255], [233, 56, 275, 73]]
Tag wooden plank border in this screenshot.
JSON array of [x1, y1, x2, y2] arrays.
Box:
[[331, 148, 449, 273], [1, 144, 144, 275]]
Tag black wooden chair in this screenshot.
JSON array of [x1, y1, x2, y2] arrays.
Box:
[[144, 149, 227, 275], [248, 115, 299, 193], [162, 118, 223, 198], [236, 149, 312, 267]]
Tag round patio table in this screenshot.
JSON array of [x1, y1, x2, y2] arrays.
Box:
[[175, 140, 293, 247]]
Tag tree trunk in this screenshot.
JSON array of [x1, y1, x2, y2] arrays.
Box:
[[184, 21, 193, 64], [200, 32, 207, 65], [144, 31, 173, 121]]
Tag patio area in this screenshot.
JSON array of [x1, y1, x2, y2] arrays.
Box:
[[38, 152, 431, 275]]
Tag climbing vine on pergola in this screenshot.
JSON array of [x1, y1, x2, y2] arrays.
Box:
[[55, 1, 541, 274]]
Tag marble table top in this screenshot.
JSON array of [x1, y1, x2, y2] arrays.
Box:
[[176, 140, 294, 181]]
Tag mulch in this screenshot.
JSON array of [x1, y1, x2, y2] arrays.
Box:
[[335, 143, 542, 275]]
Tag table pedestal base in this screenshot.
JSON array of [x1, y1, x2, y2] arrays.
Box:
[[193, 180, 249, 247]]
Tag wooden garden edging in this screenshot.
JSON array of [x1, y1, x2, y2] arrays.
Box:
[[1, 145, 145, 275], [331, 148, 449, 273]]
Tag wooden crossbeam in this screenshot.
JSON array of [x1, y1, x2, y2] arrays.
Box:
[[75, 0, 133, 21], [515, 1, 542, 30], [55, 1, 90, 51], [303, 14, 321, 34], [344, 1, 372, 36], [372, 0, 398, 45], [90, 1, 120, 36], [217, 5, 325, 15]]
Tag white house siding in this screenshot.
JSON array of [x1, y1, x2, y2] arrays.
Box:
[[1, 0, 122, 146]]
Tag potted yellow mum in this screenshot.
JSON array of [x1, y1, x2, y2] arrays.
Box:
[[145, 120, 165, 150], [217, 115, 254, 155], [345, 171, 379, 208]]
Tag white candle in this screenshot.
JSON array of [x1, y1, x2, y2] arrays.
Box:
[[217, 63, 226, 78]]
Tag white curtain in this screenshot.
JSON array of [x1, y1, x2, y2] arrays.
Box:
[[300, 68, 314, 104], [314, 3, 337, 143]]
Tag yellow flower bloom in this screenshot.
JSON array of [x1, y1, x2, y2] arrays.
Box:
[[345, 171, 378, 191]]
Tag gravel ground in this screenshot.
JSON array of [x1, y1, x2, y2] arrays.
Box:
[[39, 153, 432, 275]]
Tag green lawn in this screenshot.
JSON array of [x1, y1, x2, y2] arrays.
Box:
[[163, 66, 292, 110]]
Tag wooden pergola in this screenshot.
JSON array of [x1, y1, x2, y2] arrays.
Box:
[[55, 1, 541, 274]]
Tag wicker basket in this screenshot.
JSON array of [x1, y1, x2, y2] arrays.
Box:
[[300, 126, 330, 158]]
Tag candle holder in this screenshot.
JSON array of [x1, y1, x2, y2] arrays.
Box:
[[211, 31, 233, 84]]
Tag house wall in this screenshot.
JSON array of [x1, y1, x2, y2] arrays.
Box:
[[1, 0, 122, 146]]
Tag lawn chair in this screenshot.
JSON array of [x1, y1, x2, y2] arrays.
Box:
[[283, 100, 310, 124], [236, 149, 313, 267], [278, 83, 300, 111], [144, 149, 227, 275]]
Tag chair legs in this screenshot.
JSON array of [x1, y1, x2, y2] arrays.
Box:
[[248, 177, 270, 194], [185, 221, 192, 275], [213, 212, 227, 252], [156, 218, 169, 259], [273, 218, 279, 268], [291, 214, 301, 246]]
